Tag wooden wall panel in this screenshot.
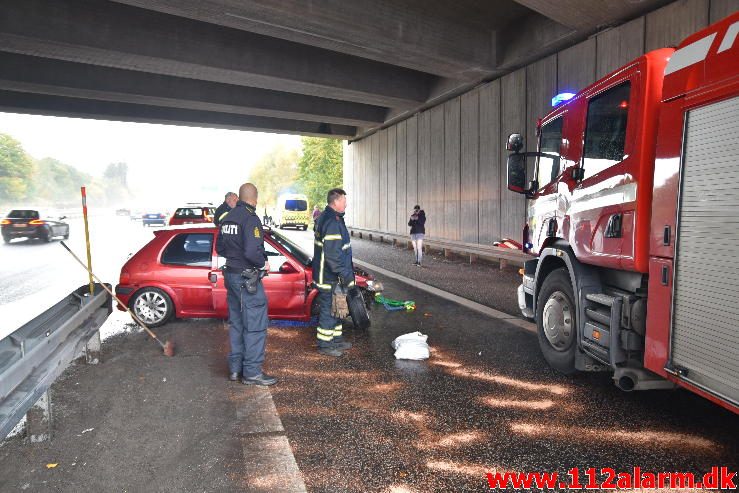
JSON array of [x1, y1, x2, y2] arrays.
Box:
[[558, 38, 596, 94], [396, 120, 407, 235], [646, 0, 709, 51], [461, 89, 480, 244], [387, 126, 397, 235], [596, 17, 645, 79], [417, 112, 431, 238], [429, 105, 445, 239], [500, 68, 527, 241], [378, 129, 388, 231], [479, 80, 501, 244], [444, 97, 461, 241], [406, 115, 418, 219]]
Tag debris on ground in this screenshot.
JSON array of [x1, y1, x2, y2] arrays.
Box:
[[375, 293, 416, 312], [391, 332, 430, 360]]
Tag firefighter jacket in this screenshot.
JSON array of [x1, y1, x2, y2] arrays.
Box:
[[215, 201, 266, 271], [312, 205, 355, 291]]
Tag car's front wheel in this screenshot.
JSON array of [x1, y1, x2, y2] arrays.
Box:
[[2, 234, 10, 244], [131, 287, 174, 327], [536, 267, 577, 375]]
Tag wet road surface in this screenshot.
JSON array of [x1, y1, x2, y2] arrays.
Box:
[[1, 224, 737, 492], [267, 275, 738, 492]]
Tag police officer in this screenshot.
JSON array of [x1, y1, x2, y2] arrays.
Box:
[[312, 188, 355, 357], [216, 183, 276, 385], [214, 192, 238, 226]]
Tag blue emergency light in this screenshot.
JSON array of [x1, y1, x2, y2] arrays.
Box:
[[551, 92, 576, 107]]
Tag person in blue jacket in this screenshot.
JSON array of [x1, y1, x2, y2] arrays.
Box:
[[312, 188, 355, 357], [216, 182, 276, 386]]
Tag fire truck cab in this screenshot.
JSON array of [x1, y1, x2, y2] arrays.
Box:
[[507, 12, 739, 414]]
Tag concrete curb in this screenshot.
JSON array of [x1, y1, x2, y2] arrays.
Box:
[[354, 259, 537, 334]]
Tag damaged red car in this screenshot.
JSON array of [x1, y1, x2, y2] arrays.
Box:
[[115, 225, 380, 327]]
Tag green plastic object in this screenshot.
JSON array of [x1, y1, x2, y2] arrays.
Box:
[[374, 293, 416, 311]]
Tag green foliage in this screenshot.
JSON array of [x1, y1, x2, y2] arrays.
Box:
[[248, 144, 299, 207], [296, 137, 343, 208], [0, 131, 131, 207], [0, 133, 35, 202], [29, 157, 95, 204]]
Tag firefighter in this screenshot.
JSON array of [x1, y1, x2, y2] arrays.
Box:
[[215, 183, 276, 386], [312, 188, 355, 357]]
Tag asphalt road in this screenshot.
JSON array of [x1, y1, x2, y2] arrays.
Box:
[[0, 275, 736, 492]]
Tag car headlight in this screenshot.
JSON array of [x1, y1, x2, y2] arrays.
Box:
[[366, 280, 384, 292]]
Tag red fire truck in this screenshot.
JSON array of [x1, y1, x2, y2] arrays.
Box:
[[507, 12, 738, 414]]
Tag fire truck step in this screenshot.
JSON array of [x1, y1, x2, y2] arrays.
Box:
[[585, 307, 611, 326], [585, 293, 616, 307]]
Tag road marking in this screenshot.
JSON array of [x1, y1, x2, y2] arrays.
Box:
[[354, 259, 536, 334], [233, 386, 307, 492]]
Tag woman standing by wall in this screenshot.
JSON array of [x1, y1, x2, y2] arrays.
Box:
[[408, 205, 426, 266]]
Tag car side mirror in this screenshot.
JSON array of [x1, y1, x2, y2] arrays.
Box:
[[208, 272, 218, 283], [279, 261, 297, 274], [507, 153, 527, 193]]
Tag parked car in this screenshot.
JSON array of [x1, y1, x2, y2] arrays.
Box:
[[116, 208, 131, 216], [1, 209, 70, 243], [130, 210, 143, 221], [115, 225, 381, 326], [142, 212, 167, 227], [168, 204, 215, 226]]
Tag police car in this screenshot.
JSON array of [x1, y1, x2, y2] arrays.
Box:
[[115, 225, 379, 327]]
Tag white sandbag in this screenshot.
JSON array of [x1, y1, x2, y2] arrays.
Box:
[[392, 332, 430, 360]]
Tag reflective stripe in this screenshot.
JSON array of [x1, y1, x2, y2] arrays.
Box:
[[324, 234, 342, 240], [317, 332, 333, 342], [315, 282, 331, 290], [333, 325, 343, 337], [347, 281, 355, 288], [342, 243, 351, 250], [314, 240, 323, 247], [219, 211, 229, 221], [317, 327, 334, 336], [319, 251, 325, 285]]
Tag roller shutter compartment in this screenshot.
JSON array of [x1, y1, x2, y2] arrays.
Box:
[[672, 95, 739, 407]]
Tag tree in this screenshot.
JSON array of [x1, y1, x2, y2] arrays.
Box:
[[29, 157, 94, 204], [296, 137, 343, 209], [0, 133, 34, 203], [248, 144, 300, 208]]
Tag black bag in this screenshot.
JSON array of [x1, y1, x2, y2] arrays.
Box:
[[346, 287, 370, 330]]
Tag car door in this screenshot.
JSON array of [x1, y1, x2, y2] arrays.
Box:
[[262, 238, 307, 317], [159, 232, 215, 315]]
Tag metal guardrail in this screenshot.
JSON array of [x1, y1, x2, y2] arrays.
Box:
[[0, 283, 112, 440]]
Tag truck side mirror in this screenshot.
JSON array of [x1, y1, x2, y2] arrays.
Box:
[[506, 133, 524, 152], [507, 153, 527, 193]]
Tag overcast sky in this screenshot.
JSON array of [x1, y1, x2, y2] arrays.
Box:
[[0, 112, 301, 206]]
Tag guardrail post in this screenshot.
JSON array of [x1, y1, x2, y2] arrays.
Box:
[[500, 259, 508, 270], [86, 331, 101, 364], [469, 254, 478, 264], [27, 391, 52, 443]]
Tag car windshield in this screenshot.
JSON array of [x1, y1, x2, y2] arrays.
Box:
[[8, 210, 39, 219], [174, 208, 204, 218], [284, 200, 307, 211], [268, 230, 311, 266]]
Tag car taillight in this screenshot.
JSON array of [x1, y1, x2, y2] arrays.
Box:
[[0, 219, 10, 225], [29, 219, 45, 225]]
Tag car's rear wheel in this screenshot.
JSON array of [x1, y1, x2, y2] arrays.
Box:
[[131, 288, 174, 327]]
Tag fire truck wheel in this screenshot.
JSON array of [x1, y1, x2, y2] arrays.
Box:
[[536, 267, 577, 375]]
